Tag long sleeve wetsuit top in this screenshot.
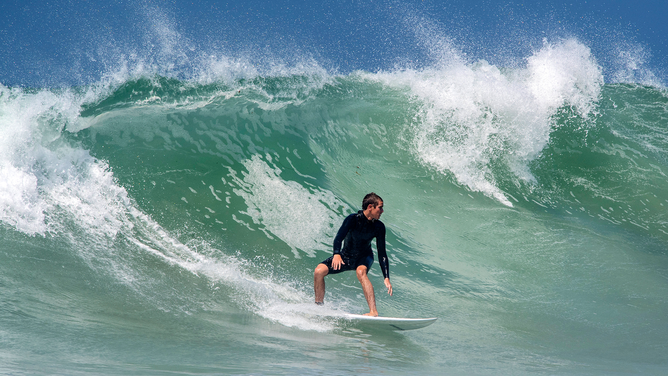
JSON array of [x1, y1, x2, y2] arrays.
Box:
[[333, 211, 390, 279]]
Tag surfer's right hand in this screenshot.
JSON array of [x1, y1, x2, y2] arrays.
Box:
[[332, 254, 344, 270]]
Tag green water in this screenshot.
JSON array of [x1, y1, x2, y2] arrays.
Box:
[[1, 54, 667, 374]]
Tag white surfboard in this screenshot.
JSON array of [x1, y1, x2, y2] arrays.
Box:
[[344, 314, 437, 331]]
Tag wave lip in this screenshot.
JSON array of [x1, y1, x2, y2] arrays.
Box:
[[375, 38, 603, 206]]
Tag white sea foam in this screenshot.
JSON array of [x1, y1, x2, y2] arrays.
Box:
[[372, 38, 603, 206], [0, 85, 85, 234]]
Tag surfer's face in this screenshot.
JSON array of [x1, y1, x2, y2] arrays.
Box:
[[367, 201, 384, 220]]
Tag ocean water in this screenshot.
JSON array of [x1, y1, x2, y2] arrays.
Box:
[[1, 1, 668, 375]]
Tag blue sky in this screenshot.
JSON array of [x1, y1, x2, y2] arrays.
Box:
[[1, 0, 665, 87]]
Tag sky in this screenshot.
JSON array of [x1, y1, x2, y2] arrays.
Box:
[[0, 0, 666, 87]]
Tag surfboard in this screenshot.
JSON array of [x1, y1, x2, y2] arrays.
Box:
[[344, 314, 437, 331]]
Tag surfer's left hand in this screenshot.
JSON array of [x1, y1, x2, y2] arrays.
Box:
[[384, 278, 393, 296]]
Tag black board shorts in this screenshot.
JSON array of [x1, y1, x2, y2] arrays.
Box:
[[320, 255, 374, 275]]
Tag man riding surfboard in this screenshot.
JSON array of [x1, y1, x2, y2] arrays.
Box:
[[313, 193, 392, 316]]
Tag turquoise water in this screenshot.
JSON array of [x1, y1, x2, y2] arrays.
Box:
[[1, 38, 667, 374]]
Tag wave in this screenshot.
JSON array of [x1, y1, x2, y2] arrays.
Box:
[[1, 35, 667, 335]]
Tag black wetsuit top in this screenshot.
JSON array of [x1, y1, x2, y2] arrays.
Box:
[[332, 210, 390, 279]]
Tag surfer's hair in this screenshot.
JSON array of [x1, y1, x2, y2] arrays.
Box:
[[363, 192, 383, 210]]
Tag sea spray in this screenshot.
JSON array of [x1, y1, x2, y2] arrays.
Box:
[[372, 38, 603, 206]]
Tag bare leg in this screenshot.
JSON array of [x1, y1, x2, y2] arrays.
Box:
[[314, 264, 329, 304], [356, 265, 378, 316]]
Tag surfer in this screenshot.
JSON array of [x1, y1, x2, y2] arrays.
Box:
[[314, 192, 392, 316]]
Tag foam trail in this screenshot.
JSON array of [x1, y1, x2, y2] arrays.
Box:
[[124, 207, 338, 332]]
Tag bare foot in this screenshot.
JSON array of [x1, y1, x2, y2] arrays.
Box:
[[363, 311, 379, 317]]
